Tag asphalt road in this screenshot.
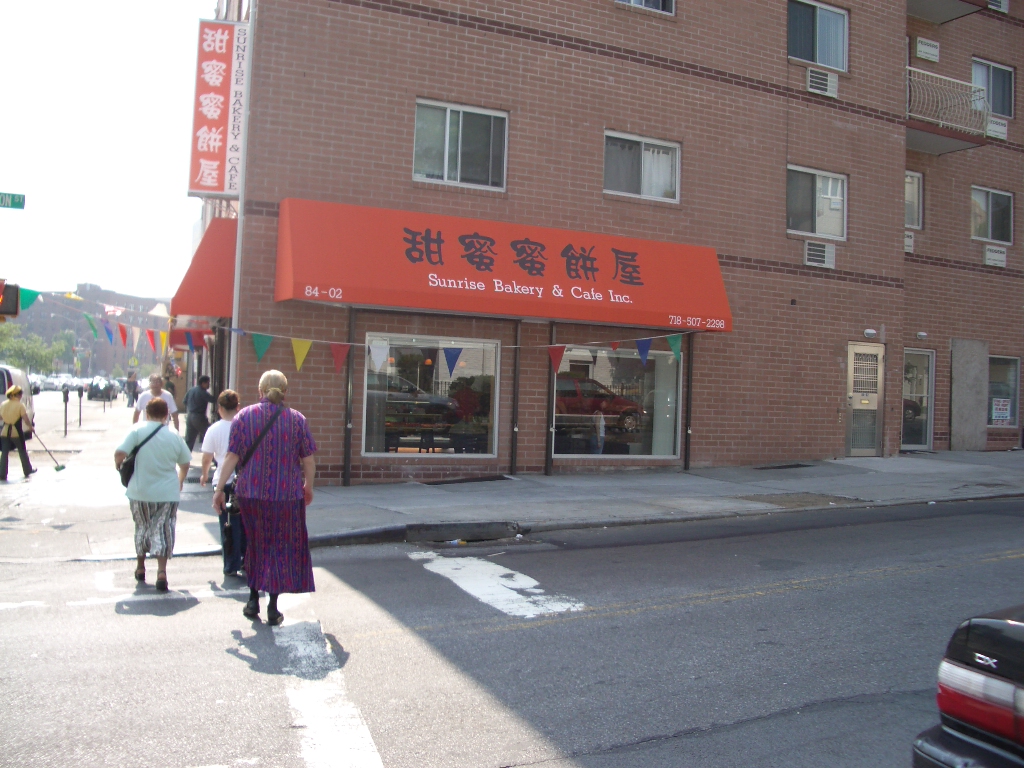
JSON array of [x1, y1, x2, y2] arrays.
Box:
[[3, 497, 1024, 767]]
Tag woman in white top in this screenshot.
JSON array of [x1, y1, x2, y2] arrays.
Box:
[[114, 397, 192, 592], [200, 390, 245, 578]]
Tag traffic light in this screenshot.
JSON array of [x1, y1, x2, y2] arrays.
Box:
[[0, 282, 19, 317]]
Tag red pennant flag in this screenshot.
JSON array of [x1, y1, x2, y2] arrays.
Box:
[[609, 341, 620, 351], [146, 329, 156, 352], [548, 345, 566, 371], [329, 343, 351, 373], [117, 323, 128, 347]]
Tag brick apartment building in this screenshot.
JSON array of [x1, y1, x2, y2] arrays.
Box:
[[182, 0, 1023, 483]]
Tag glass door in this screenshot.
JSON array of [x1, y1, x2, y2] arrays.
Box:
[[847, 343, 885, 456], [902, 350, 933, 450]]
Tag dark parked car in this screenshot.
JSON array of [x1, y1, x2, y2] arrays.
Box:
[[87, 378, 117, 401], [913, 604, 1024, 767], [904, 398, 923, 421]]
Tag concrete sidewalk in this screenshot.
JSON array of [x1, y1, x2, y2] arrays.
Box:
[[2, 390, 1022, 560]]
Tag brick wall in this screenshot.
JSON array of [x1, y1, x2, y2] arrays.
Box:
[[231, 0, 1023, 482]]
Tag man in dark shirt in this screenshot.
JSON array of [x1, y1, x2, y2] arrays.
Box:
[[183, 375, 215, 452]]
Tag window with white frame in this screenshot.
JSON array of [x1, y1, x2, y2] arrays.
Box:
[[615, 0, 673, 14], [603, 132, 679, 202], [413, 101, 507, 189], [971, 186, 1013, 244], [788, 0, 848, 72], [905, 171, 923, 229], [988, 356, 1019, 427], [787, 165, 847, 239], [972, 58, 1014, 118]]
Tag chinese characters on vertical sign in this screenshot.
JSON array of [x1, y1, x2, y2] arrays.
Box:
[[188, 21, 249, 198]]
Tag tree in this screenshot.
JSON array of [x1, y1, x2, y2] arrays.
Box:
[[0, 323, 67, 373]]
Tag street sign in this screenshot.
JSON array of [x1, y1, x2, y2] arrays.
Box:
[[0, 193, 25, 209]]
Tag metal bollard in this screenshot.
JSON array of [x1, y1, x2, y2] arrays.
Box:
[[62, 386, 69, 437], [77, 387, 83, 427]]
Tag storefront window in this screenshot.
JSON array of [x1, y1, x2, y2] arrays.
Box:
[[988, 356, 1019, 427], [553, 346, 679, 456], [364, 335, 498, 454]]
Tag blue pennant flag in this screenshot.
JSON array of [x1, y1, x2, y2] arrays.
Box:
[[635, 338, 652, 366], [101, 320, 115, 346], [185, 331, 195, 353], [443, 347, 463, 377]]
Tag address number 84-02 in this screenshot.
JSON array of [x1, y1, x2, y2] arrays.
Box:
[[305, 286, 343, 300], [668, 315, 726, 329]]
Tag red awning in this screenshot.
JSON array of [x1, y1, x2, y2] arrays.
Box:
[[275, 199, 733, 332], [169, 328, 209, 350], [171, 217, 237, 318]]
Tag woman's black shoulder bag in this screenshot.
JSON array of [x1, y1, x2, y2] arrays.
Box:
[[119, 424, 164, 488]]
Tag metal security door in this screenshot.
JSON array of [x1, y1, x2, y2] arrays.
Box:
[[847, 343, 885, 456]]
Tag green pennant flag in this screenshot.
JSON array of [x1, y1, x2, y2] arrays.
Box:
[[19, 289, 40, 311], [251, 333, 273, 362], [84, 314, 99, 339], [667, 333, 682, 361]]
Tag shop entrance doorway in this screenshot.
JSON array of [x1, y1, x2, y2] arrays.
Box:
[[847, 342, 885, 456], [902, 349, 934, 450]]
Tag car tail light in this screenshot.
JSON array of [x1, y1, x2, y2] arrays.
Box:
[[937, 660, 1023, 743]]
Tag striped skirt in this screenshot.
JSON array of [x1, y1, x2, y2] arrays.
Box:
[[129, 501, 178, 558], [238, 498, 315, 594]]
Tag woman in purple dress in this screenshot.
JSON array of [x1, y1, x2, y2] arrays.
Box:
[[213, 370, 317, 625]]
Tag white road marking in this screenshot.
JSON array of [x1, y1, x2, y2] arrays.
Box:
[[0, 601, 45, 610], [409, 551, 586, 618], [94, 570, 115, 591], [273, 619, 384, 768]]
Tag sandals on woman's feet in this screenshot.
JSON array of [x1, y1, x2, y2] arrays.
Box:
[[134, 568, 146, 582], [266, 607, 284, 626], [155, 573, 168, 592]]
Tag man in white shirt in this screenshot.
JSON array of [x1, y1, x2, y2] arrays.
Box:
[[133, 374, 179, 430], [200, 389, 244, 577]]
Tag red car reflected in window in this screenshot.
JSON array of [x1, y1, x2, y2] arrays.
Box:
[[556, 374, 642, 431]]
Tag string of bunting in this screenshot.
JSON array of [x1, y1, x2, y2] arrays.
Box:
[[16, 286, 693, 373]]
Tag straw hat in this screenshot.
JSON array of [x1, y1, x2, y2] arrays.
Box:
[[6, 384, 23, 398]]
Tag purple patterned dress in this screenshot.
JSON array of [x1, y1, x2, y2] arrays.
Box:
[[228, 399, 318, 594]]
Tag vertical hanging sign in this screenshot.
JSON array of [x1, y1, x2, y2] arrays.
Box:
[[188, 20, 248, 198]]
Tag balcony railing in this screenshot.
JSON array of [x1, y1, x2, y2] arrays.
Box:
[[907, 67, 989, 135]]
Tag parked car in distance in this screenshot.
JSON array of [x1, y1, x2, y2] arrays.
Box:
[[87, 377, 117, 401], [904, 398, 923, 421], [913, 603, 1024, 767], [27, 374, 43, 395], [0, 364, 35, 438], [556, 373, 643, 431]]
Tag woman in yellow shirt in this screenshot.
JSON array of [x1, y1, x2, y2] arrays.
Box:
[[1, 385, 36, 481]]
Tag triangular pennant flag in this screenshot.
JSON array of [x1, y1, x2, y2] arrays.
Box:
[[443, 347, 463, 377], [146, 329, 156, 351], [131, 326, 141, 352], [609, 341, 620, 352], [185, 331, 195, 353], [635, 338, 652, 366], [291, 338, 313, 371], [329, 343, 351, 373], [101, 320, 115, 345], [118, 323, 128, 347], [19, 289, 40, 311], [548, 345, 566, 371], [369, 340, 389, 373], [251, 333, 272, 362], [667, 334, 682, 361], [159, 331, 167, 355], [85, 314, 99, 339], [230, 327, 246, 335]]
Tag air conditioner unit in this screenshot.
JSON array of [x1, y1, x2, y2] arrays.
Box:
[[805, 241, 836, 269], [807, 68, 839, 98], [988, 0, 1009, 13]]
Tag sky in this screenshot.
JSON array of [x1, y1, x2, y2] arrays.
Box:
[[0, 1, 219, 300]]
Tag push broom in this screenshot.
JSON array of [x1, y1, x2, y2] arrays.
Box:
[[32, 432, 66, 471]]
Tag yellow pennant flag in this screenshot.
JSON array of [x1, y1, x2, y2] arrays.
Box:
[[159, 330, 167, 355], [291, 338, 313, 371]]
